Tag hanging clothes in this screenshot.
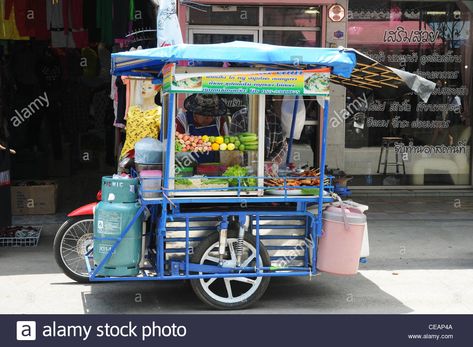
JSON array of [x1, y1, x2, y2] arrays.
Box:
[[112, 0, 131, 39], [29, 0, 49, 40], [0, 0, 29, 40], [46, 0, 75, 48], [121, 76, 143, 120], [65, 49, 83, 81], [83, 0, 100, 43], [4, 0, 48, 39], [36, 49, 62, 91], [81, 47, 99, 78], [114, 76, 126, 128], [97, 43, 111, 81], [110, 75, 119, 126], [132, 0, 157, 31], [4, 0, 28, 35], [63, 0, 88, 48], [96, 0, 113, 45], [92, 89, 110, 130]]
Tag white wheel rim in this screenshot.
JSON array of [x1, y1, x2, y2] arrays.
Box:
[[199, 238, 263, 305], [60, 219, 94, 278]]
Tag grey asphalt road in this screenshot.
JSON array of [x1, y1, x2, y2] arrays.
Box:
[[1, 197, 473, 314]]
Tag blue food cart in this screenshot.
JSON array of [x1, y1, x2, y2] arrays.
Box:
[[66, 42, 434, 309]]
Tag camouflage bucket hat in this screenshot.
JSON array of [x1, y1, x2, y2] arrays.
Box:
[[184, 94, 227, 117]]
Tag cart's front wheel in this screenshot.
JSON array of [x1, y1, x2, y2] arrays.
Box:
[[190, 231, 270, 310]]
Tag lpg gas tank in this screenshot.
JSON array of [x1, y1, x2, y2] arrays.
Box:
[[93, 201, 142, 277]]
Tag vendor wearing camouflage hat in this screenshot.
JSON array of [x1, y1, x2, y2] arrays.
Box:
[[176, 94, 229, 163]]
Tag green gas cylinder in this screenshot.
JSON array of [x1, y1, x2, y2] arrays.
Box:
[[93, 201, 142, 276], [101, 176, 138, 203]]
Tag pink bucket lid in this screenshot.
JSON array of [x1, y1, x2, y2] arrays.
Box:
[[140, 170, 162, 177], [326, 205, 360, 215]]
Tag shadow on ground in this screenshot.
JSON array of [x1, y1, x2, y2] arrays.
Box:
[[79, 273, 412, 314]]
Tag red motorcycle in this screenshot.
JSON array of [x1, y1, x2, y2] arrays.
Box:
[[53, 191, 101, 283]]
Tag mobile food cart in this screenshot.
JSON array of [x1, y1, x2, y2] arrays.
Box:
[[63, 42, 434, 309]]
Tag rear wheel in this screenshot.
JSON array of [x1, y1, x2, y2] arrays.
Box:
[[53, 216, 93, 283], [190, 230, 270, 310]]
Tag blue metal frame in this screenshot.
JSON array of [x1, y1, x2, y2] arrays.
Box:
[[87, 71, 333, 284]]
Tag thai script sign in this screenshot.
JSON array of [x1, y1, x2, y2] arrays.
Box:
[[383, 26, 440, 43]]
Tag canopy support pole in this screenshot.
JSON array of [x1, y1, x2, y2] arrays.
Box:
[[313, 98, 329, 274], [285, 96, 299, 167]]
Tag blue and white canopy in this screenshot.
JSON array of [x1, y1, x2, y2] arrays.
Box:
[[111, 41, 435, 101]]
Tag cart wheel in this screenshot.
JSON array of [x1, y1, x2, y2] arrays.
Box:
[[53, 216, 94, 283], [190, 230, 270, 310]]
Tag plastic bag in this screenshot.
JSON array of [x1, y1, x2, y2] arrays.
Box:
[[156, 0, 183, 47], [281, 95, 306, 140]]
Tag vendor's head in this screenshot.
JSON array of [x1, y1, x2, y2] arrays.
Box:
[[184, 94, 227, 126]]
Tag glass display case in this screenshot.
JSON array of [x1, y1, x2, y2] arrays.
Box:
[[165, 89, 265, 196]]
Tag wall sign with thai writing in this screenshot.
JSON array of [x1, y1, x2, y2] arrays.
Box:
[[383, 26, 440, 43], [348, 8, 421, 21]]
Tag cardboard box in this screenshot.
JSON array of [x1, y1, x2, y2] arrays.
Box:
[[11, 180, 58, 215]]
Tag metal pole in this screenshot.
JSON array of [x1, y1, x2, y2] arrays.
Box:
[[158, 92, 175, 277], [285, 96, 300, 167], [313, 98, 329, 274]]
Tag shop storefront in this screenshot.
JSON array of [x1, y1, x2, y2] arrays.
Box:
[[342, 0, 472, 187], [176, 0, 472, 189]]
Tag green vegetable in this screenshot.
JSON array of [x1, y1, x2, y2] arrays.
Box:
[[201, 178, 229, 185], [239, 134, 258, 143], [239, 132, 257, 137], [175, 142, 183, 152], [223, 165, 257, 189], [301, 188, 320, 195], [175, 178, 193, 186]]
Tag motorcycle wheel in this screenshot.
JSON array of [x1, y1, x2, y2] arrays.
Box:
[[53, 216, 94, 283]]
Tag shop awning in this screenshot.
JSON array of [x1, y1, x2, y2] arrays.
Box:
[[111, 41, 435, 101]]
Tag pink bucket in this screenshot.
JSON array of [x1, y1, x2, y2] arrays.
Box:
[[140, 170, 162, 199], [317, 205, 366, 275]]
